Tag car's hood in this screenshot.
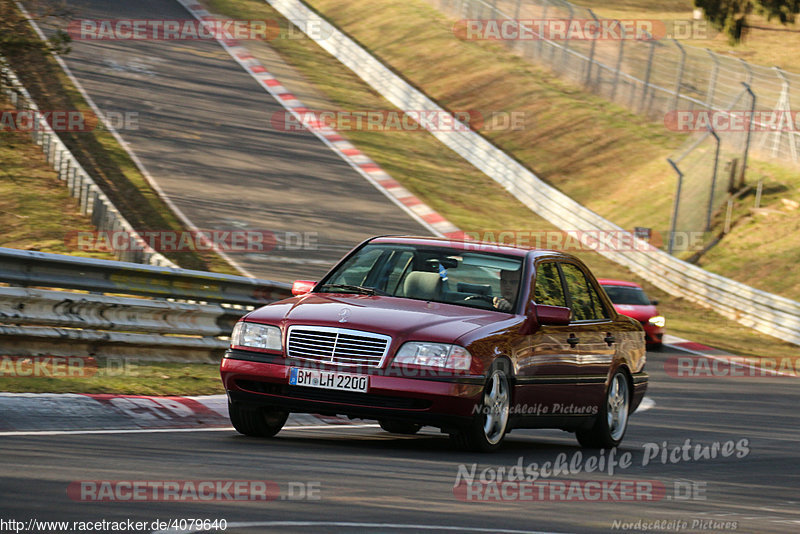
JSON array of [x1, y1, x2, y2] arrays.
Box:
[[245, 293, 508, 343], [613, 304, 659, 322]]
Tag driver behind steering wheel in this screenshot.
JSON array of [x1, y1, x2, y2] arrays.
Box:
[[494, 269, 520, 312]]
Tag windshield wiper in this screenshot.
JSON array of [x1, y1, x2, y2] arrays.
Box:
[[318, 284, 388, 296]]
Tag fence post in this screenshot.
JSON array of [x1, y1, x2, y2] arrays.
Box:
[[586, 9, 599, 88], [754, 179, 763, 208], [539, 2, 549, 58], [705, 48, 719, 108], [639, 33, 656, 114], [740, 82, 755, 188], [672, 39, 686, 111], [610, 22, 625, 102], [706, 126, 721, 231], [773, 68, 796, 161], [560, 2, 575, 71], [667, 158, 683, 255]]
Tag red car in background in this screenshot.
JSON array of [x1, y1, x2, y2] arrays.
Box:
[[598, 279, 665, 346]]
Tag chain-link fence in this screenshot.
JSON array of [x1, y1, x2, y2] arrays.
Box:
[[428, 0, 800, 163], [426, 0, 799, 255]]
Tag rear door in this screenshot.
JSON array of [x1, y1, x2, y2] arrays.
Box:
[[558, 262, 616, 410], [512, 260, 577, 410]]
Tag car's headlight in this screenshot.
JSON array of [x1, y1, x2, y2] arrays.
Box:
[[648, 315, 666, 328], [394, 342, 472, 370], [230, 322, 282, 351]]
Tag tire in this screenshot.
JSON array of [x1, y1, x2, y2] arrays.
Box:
[[453, 364, 511, 452], [379, 420, 422, 435], [228, 401, 289, 438], [576, 370, 630, 448]]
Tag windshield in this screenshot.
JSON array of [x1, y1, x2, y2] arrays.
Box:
[[602, 285, 651, 306], [317, 243, 525, 312]]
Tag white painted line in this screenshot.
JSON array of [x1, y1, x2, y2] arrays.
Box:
[[0, 423, 380, 437], [283, 423, 380, 430], [153, 520, 568, 534], [0, 427, 235, 437], [636, 396, 656, 413]]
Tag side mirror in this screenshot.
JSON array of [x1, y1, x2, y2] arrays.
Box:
[[292, 280, 317, 296], [650, 299, 659, 306], [535, 304, 571, 326]]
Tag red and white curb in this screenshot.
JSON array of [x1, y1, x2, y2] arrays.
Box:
[[176, 0, 462, 240], [0, 393, 353, 434], [663, 334, 736, 358]]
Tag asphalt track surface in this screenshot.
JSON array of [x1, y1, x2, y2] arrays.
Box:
[[2, 345, 799, 533], [44, 0, 430, 281]]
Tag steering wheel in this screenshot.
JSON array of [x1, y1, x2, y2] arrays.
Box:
[[464, 294, 494, 302]]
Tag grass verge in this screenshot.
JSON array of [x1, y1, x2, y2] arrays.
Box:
[[0, 358, 223, 395], [0, 110, 118, 258]]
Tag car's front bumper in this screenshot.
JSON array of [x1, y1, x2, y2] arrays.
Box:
[[643, 324, 664, 345], [221, 349, 485, 429]]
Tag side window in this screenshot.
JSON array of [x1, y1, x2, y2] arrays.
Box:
[[589, 283, 610, 319], [534, 262, 567, 308], [560, 263, 609, 321]]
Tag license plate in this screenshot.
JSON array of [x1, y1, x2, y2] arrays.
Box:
[[289, 367, 369, 393]]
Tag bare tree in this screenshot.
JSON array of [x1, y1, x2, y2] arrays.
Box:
[[0, 0, 72, 56], [695, 0, 800, 42]]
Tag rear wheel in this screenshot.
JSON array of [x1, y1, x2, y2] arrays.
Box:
[[379, 420, 422, 435], [453, 365, 510, 452], [228, 401, 288, 438], [576, 370, 630, 448]]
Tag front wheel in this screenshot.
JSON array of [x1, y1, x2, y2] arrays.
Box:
[[453, 365, 511, 452], [228, 401, 288, 438], [576, 370, 630, 448]]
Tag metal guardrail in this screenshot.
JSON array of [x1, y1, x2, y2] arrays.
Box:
[[267, 0, 800, 347], [0, 248, 292, 361], [0, 56, 175, 268]]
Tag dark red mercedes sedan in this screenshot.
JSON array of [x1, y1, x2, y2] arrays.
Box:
[[221, 236, 648, 451]]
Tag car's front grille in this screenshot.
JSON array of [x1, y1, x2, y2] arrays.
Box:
[[286, 326, 391, 368]]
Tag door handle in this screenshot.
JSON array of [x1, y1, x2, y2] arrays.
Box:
[[604, 333, 616, 346], [567, 335, 580, 347]]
